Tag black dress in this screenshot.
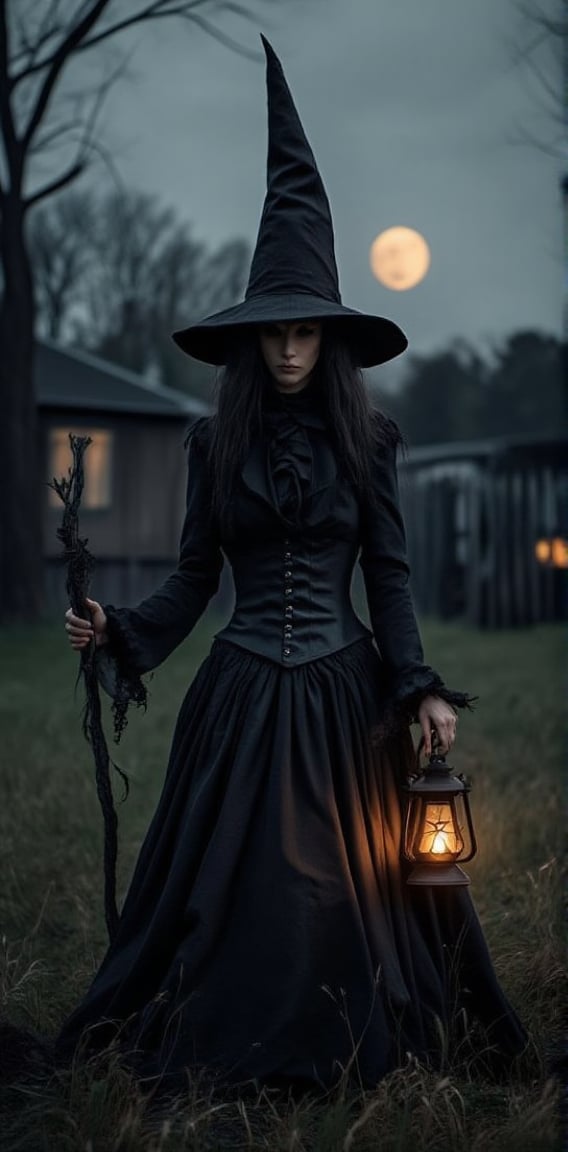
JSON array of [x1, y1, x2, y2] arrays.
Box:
[[55, 379, 527, 1091]]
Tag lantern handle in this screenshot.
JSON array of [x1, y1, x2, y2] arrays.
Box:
[[415, 728, 447, 774]]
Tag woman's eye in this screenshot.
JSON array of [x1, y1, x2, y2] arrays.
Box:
[[263, 325, 281, 337], [297, 326, 316, 337]]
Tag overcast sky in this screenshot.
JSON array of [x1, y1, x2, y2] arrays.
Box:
[[45, 0, 564, 381]]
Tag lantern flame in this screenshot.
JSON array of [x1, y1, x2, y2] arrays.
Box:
[[431, 830, 450, 854]]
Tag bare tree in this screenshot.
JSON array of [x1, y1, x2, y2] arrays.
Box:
[[30, 187, 249, 385], [74, 189, 187, 374], [148, 232, 250, 396], [511, 0, 567, 156], [29, 189, 98, 341], [0, 0, 265, 623]]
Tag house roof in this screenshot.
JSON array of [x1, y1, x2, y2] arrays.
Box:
[[400, 434, 568, 470], [35, 339, 211, 418]]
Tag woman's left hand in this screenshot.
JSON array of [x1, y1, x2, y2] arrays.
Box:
[[417, 695, 458, 756]]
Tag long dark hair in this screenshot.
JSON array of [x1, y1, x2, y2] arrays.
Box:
[[205, 323, 404, 532]]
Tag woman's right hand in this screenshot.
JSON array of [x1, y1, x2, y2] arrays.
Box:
[[65, 596, 109, 650]]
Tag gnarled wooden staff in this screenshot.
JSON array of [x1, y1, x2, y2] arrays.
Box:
[[49, 433, 130, 943]]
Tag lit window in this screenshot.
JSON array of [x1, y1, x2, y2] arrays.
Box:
[[48, 428, 113, 510]]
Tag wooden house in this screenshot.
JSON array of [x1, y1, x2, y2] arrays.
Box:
[[36, 340, 228, 615]]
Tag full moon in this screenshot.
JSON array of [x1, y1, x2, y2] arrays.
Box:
[[369, 227, 431, 291]]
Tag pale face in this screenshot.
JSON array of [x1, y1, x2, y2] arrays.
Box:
[[258, 320, 322, 392]]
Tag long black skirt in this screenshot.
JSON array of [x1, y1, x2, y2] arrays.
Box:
[[55, 636, 527, 1091]]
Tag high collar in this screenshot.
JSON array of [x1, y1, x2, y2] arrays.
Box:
[[242, 376, 335, 516], [262, 377, 326, 427]]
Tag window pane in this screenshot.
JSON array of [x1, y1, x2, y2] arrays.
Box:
[[48, 428, 113, 509]]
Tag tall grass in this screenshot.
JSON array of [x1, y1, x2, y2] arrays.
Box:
[[0, 617, 564, 1151]]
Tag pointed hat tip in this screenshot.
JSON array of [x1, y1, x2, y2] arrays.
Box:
[[259, 33, 277, 62]]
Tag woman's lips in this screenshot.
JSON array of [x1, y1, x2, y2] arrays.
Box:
[[278, 365, 299, 372]]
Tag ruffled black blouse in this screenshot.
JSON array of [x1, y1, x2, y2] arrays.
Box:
[[261, 377, 332, 523]]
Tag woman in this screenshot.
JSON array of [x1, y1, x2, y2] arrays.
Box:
[[56, 38, 526, 1092]]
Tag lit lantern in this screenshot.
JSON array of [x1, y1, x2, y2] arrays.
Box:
[[551, 538, 568, 568], [535, 537, 568, 569], [403, 754, 477, 886], [534, 539, 551, 564]]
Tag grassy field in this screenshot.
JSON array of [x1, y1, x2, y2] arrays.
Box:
[[0, 615, 564, 1151]]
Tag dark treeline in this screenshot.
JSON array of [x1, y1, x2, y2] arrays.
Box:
[[378, 332, 565, 445]]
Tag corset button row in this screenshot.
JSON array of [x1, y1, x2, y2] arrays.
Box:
[[283, 538, 293, 658]]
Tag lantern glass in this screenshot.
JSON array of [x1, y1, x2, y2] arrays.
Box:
[[414, 800, 464, 860], [403, 763, 477, 886]]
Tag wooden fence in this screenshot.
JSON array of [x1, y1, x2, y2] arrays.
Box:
[[44, 435, 567, 631], [398, 436, 568, 627]]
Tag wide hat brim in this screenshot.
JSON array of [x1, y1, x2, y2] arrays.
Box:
[[172, 292, 408, 368]]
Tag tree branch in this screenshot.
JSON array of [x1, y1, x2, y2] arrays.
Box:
[[29, 118, 83, 157], [24, 46, 126, 211], [76, 0, 260, 58], [21, 0, 112, 151], [12, 0, 176, 84], [0, 0, 19, 174], [10, 0, 64, 71], [24, 160, 85, 209], [12, 0, 260, 86], [29, 37, 131, 160], [171, 8, 261, 59], [72, 132, 126, 193]]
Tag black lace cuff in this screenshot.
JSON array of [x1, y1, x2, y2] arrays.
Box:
[[94, 605, 149, 744], [371, 668, 476, 746], [395, 671, 476, 724]]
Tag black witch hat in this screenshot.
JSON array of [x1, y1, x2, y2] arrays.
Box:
[[173, 36, 407, 368]]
